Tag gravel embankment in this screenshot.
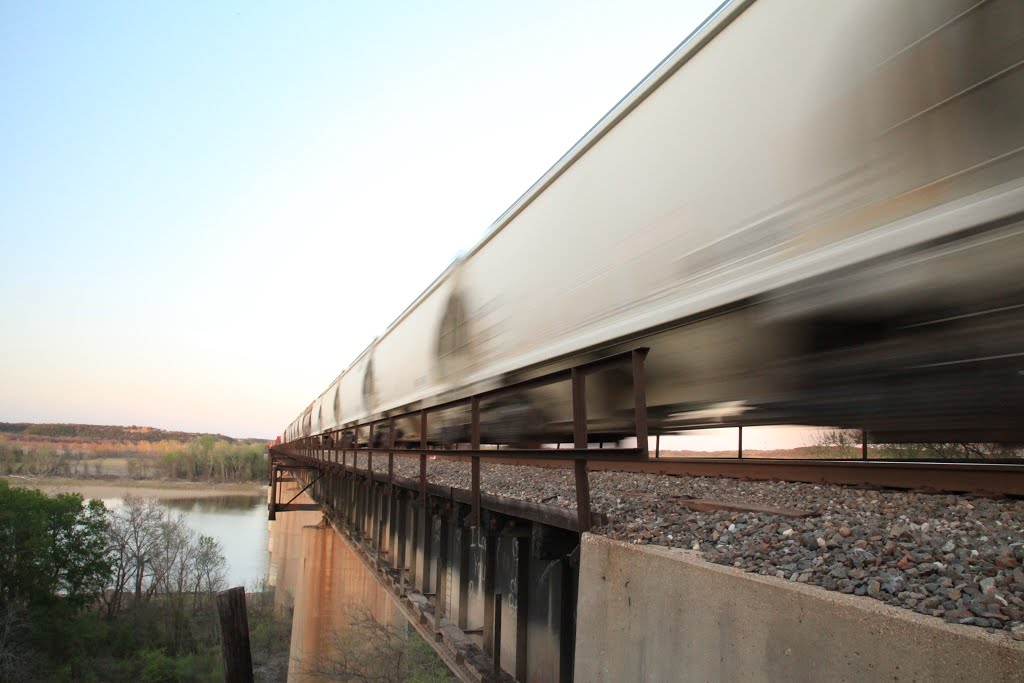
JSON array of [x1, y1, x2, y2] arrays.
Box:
[[364, 455, 1024, 638]]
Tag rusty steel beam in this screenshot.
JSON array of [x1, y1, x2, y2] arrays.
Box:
[[367, 423, 374, 477], [311, 493, 494, 683], [483, 536, 497, 657], [515, 537, 529, 683], [457, 521, 471, 630], [572, 367, 593, 532], [388, 417, 396, 494], [420, 506, 433, 594], [273, 503, 321, 513], [584, 458, 1024, 496], [632, 348, 649, 456], [470, 396, 481, 527], [331, 446, 644, 460], [434, 509, 449, 634], [397, 492, 408, 595], [420, 411, 428, 502], [354, 449, 1024, 497], [492, 593, 503, 677], [268, 465, 278, 521]]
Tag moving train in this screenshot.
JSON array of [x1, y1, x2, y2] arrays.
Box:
[[283, 0, 1024, 447]]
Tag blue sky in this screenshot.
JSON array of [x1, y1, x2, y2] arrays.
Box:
[[0, 1, 725, 438]]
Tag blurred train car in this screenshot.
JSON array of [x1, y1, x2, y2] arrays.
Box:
[[284, 0, 1024, 446]]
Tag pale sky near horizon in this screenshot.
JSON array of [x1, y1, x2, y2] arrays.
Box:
[[2, 1, 805, 446]]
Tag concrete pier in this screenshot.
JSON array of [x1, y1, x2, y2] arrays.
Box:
[[268, 482, 404, 682]]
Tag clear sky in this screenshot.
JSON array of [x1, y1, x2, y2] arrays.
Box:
[[1, 1, 732, 439]]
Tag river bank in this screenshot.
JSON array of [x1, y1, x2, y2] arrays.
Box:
[[5, 475, 267, 500]]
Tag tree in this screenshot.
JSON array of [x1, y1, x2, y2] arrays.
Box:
[[0, 479, 111, 610], [0, 599, 29, 680], [302, 607, 453, 682], [104, 495, 166, 617], [103, 495, 227, 627], [0, 479, 113, 674], [810, 428, 862, 458]]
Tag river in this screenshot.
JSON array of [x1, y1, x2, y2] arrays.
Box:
[[105, 492, 271, 588], [8, 478, 271, 589]]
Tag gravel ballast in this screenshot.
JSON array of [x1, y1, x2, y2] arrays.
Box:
[[360, 454, 1024, 638]]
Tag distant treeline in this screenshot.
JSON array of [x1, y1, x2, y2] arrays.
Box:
[[0, 421, 264, 444], [157, 435, 268, 481], [0, 424, 269, 483]]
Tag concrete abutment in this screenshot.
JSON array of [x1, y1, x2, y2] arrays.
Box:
[[574, 534, 1024, 682]]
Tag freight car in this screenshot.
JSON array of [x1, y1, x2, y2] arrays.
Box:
[[283, 0, 1024, 447]]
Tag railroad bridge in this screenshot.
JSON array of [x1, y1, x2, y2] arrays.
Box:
[[267, 0, 1024, 678], [268, 350, 1024, 682]]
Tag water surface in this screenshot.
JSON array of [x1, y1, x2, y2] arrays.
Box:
[[105, 492, 269, 588]]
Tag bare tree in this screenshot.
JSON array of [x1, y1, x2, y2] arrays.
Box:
[[809, 428, 862, 458], [0, 600, 31, 681], [299, 606, 452, 683], [811, 429, 1024, 461], [103, 494, 165, 618], [102, 495, 226, 622]]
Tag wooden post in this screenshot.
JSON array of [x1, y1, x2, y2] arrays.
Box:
[[216, 587, 254, 683], [862, 429, 868, 460], [738, 426, 743, 459]]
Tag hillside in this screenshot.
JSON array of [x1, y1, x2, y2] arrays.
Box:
[[0, 422, 269, 482], [0, 421, 265, 444]]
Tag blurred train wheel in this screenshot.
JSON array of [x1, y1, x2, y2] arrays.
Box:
[[482, 394, 546, 448]]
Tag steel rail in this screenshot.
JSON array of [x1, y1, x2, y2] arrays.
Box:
[[276, 440, 1024, 496]]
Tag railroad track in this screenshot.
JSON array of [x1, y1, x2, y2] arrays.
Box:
[[293, 447, 1024, 497], [274, 447, 1024, 641]]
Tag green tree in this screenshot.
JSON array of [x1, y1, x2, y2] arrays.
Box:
[[0, 479, 112, 677], [0, 479, 110, 610]]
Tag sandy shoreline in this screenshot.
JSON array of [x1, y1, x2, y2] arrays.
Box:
[[5, 476, 267, 500]]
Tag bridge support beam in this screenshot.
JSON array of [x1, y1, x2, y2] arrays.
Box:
[[434, 505, 449, 634], [277, 454, 586, 683]]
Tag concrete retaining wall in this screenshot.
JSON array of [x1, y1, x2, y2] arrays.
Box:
[[574, 534, 1024, 682]]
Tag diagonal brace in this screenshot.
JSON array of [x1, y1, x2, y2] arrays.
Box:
[[283, 473, 323, 507]]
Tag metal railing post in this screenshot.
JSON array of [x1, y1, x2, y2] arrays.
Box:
[[572, 367, 592, 532], [419, 411, 428, 502], [632, 348, 649, 456], [470, 396, 481, 527]]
